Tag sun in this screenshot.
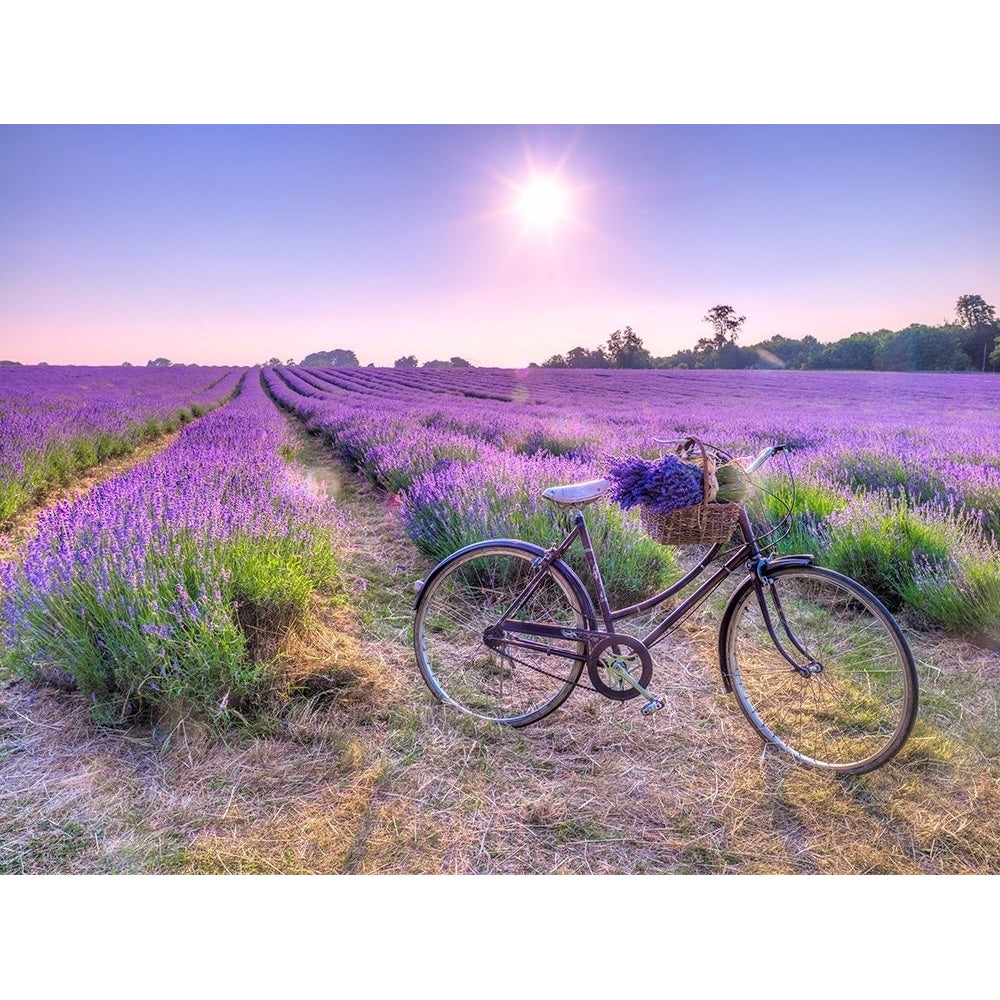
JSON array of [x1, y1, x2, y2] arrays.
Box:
[[515, 174, 570, 232]]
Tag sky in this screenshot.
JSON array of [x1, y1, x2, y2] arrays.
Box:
[[1, 123, 998, 369]]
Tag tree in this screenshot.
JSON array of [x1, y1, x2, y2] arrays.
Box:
[[450, 356, 472, 367], [751, 334, 823, 369], [301, 348, 360, 367], [604, 326, 652, 368], [815, 331, 884, 370], [876, 325, 970, 372], [955, 294, 998, 372], [146, 357, 172, 367], [394, 355, 419, 368], [266, 357, 282, 366], [565, 345, 609, 368], [541, 353, 568, 368], [698, 305, 746, 353]]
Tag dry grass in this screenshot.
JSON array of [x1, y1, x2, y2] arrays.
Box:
[[2, 438, 999, 875]]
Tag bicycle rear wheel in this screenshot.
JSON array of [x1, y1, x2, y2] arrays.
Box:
[[414, 543, 589, 726], [720, 565, 918, 774]]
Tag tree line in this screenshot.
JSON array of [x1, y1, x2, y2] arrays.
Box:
[[537, 295, 1000, 373]]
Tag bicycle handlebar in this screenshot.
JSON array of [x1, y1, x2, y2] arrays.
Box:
[[652, 437, 793, 475], [744, 443, 793, 474]]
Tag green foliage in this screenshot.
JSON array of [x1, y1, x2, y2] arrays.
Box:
[[604, 327, 652, 369], [875, 324, 970, 372], [821, 499, 954, 611], [754, 476, 847, 555], [697, 305, 746, 354], [902, 551, 1000, 645], [955, 293, 998, 372]]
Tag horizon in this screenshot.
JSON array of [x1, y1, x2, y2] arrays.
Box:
[[2, 124, 998, 369]]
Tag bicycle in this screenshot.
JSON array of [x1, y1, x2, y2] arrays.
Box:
[[412, 438, 919, 775]]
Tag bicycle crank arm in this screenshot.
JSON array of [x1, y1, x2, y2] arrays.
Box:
[[607, 663, 664, 712]]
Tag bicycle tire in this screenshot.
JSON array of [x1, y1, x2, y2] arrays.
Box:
[[414, 541, 592, 727], [720, 565, 918, 774]]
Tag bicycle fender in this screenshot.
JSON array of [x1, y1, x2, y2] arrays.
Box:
[[412, 538, 598, 625], [716, 555, 815, 693]]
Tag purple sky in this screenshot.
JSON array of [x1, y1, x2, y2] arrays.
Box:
[[1, 124, 997, 368]]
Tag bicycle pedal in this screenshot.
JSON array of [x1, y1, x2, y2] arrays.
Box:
[[640, 698, 665, 715]]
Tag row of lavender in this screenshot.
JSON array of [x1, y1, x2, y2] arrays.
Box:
[[0, 365, 244, 524], [264, 365, 1000, 642], [1, 372, 345, 727]]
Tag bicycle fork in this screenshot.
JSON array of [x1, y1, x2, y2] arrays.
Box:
[[753, 570, 823, 678]]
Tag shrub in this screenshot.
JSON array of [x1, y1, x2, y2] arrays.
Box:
[[822, 497, 958, 611]]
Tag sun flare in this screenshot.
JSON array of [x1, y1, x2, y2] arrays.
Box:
[[515, 175, 570, 231]]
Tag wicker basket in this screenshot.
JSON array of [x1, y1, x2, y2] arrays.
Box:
[[639, 500, 742, 545], [639, 437, 743, 545]]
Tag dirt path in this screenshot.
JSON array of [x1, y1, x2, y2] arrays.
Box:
[[2, 425, 999, 874]]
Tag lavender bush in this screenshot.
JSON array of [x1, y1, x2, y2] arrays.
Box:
[[1, 372, 344, 727], [0, 365, 242, 524]]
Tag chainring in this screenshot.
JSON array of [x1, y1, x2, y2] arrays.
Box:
[[587, 634, 653, 700]]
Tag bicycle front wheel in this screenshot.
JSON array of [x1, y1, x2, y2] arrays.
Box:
[[414, 543, 589, 727], [720, 565, 918, 774]]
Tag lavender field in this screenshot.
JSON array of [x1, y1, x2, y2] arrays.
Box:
[[265, 364, 1000, 645], [2, 363, 1000, 875], [0, 365, 242, 525]]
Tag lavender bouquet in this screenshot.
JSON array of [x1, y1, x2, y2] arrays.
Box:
[[606, 454, 705, 515]]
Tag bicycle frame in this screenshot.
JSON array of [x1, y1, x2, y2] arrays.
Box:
[[483, 445, 814, 687]]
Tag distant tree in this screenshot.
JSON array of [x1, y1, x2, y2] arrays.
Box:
[[653, 347, 701, 369], [147, 357, 172, 367], [121, 361, 133, 367], [422, 359, 452, 368], [751, 334, 823, 369], [0, 359, 23, 365], [698, 305, 746, 354], [266, 357, 282, 366], [955, 294, 998, 372], [301, 348, 360, 367], [285, 358, 296, 366], [394, 355, 419, 368], [541, 353, 568, 368], [450, 356, 472, 367], [876, 324, 970, 372], [604, 326, 652, 368], [565, 345, 610, 368], [815, 331, 888, 370], [713, 342, 758, 369]]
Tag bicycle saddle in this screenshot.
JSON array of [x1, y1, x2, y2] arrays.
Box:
[[541, 478, 611, 508]]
